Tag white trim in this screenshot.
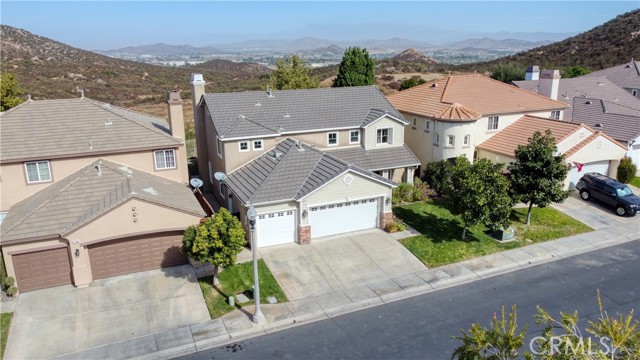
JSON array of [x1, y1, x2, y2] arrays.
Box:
[[308, 194, 385, 208], [487, 116, 499, 131], [253, 139, 264, 151], [218, 125, 361, 142], [463, 134, 471, 147], [219, 182, 225, 197], [216, 137, 223, 158], [298, 169, 395, 201], [362, 113, 409, 128], [349, 129, 360, 144], [446, 135, 455, 148], [368, 164, 419, 172], [238, 141, 250, 152], [376, 127, 392, 146], [24, 160, 52, 183], [153, 149, 177, 170], [327, 132, 338, 146], [256, 207, 297, 216]]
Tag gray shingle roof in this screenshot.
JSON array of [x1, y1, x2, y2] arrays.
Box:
[[202, 86, 404, 139], [570, 97, 640, 143], [0, 159, 204, 243], [513, 76, 640, 120], [325, 145, 420, 171], [0, 97, 182, 162], [224, 138, 396, 205], [583, 61, 640, 90]]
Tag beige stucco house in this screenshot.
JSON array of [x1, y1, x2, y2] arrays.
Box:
[[190, 74, 420, 247], [0, 92, 204, 292]]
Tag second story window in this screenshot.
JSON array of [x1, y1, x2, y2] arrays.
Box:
[[487, 116, 499, 131], [434, 133, 440, 145], [349, 130, 360, 144], [412, 118, 417, 128], [425, 120, 430, 132], [216, 137, 223, 158], [447, 135, 455, 147], [253, 139, 263, 151], [550, 110, 561, 120], [239, 141, 249, 152], [154, 149, 176, 170], [327, 132, 338, 146], [25, 160, 52, 183], [376, 128, 392, 145], [464, 134, 471, 146]]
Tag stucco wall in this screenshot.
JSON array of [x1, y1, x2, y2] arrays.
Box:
[[564, 135, 627, 166], [556, 127, 594, 153], [364, 116, 405, 150]]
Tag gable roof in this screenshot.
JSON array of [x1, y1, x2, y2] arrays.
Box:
[[571, 97, 640, 143], [583, 61, 640, 90], [201, 86, 403, 140], [0, 97, 182, 163], [512, 76, 640, 120], [325, 145, 420, 172], [388, 74, 567, 120], [224, 138, 395, 205], [0, 159, 204, 243]]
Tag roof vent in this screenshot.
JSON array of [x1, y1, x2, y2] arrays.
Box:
[[105, 118, 112, 125], [266, 85, 274, 97], [27, 94, 32, 102], [625, 64, 632, 68], [431, 83, 438, 88], [89, 140, 93, 150], [96, 160, 102, 176], [238, 115, 245, 120], [597, 82, 604, 86], [118, 165, 133, 175], [103, 103, 111, 109], [295, 140, 304, 151], [594, 123, 603, 128], [284, 113, 290, 118], [255, 102, 262, 107], [142, 187, 158, 196], [585, 100, 593, 105]]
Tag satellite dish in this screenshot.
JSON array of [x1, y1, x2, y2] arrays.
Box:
[[190, 178, 204, 188]]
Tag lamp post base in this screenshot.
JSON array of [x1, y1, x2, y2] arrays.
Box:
[[252, 310, 267, 325]]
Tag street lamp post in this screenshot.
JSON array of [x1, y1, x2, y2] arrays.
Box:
[[247, 205, 266, 324]]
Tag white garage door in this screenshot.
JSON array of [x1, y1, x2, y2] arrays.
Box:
[[256, 210, 296, 247], [569, 160, 610, 188], [309, 198, 378, 238]]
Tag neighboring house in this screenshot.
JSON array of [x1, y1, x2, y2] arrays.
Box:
[[0, 91, 205, 292], [387, 73, 568, 170], [476, 115, 628, 189], [583, 60, 640, 98], [190, 74, 419, 247]]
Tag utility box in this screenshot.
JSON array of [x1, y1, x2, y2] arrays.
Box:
[[492, 227, 515, 241]]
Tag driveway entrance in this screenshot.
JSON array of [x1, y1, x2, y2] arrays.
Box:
[[259, 229, 426, 301], [4, 265, 209, 359]]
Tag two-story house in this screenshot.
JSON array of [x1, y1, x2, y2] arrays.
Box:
[[0, 91, 204, 292], [190, 74, 419, 247], [583, 60, 640, 98]]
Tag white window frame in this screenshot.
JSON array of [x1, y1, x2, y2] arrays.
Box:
[[376, 127, 392, 145], [434, 133, 440, 145], [253, 139, 264, 151], [216, 137, 223, 158], [550, 110, 561, 120], [219, 182, 225, 197], [487, 116, 499, 131], [425, 120, 430, 132], [327, 132, 338, 146], [24, 160, 52, 184], [447, 135, 455, 148], [238, 141, 249, 152], [463, 134, 471, 147], [349, 130, 360, 144], [154, 149, 177, 170]]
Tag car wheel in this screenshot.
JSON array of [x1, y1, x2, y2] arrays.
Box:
[[615, 205, 627, 217], [580, 190, 591, 201]]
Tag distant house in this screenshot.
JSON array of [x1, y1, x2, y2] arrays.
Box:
[[190, 74, 419, 247], [583, 60, 640, 98], [0, 92, 204, 292]]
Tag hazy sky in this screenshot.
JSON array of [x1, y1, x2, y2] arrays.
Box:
[[2, 1, 638, 49]]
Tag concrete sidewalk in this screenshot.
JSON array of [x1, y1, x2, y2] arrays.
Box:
[[52, 219, 639, 360]]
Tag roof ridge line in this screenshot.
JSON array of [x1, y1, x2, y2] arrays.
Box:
[[245, 140, 297, 203], [440, 76, 453, 103], [481, 73, 569, 108]]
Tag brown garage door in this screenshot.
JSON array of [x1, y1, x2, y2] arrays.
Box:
[[13, 247, 73, 292], [88, 231, 187, 280]]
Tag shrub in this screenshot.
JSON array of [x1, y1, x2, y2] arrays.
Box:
[[393, 183, 413, 205], [6, 285, 17, 297], [422, 160, 452, 195], [2, 276, 14, 288], [616, 157, 637, 184], [392, 179, 434, 205], [385, 218, 407, 233], [411, 178, 433, 202], [399, 76, 427, 91]]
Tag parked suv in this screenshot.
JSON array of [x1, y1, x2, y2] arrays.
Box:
[[576, 173, 640, 216]]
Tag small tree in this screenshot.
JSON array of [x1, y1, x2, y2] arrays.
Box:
[[182, 208, 246, 286], [422, 160, 453, 196], [508, 130, 571, 225], [269, 55, 319, 90], [333, 47, 375, 87], [563, 66, 591, 78], [399, 76, 427, 91], [491, 62, 525, 83], [616, 156, 637, 184], [0, 72, 25, 111]]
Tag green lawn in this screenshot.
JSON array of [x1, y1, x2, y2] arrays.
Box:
[[631, 177, 640, 189], [198, 259, 287, 319], [395, 200, 593, 267], [1, 312, 13, 359]]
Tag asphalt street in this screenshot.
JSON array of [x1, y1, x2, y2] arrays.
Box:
[[177, 240, 640, 360]]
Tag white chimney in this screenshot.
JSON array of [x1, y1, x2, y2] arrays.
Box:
[[191, 73, 205, 108], [190, 73, 210, 191], [539, 70, 560, 100], [525, 65, 540, 81], [166, 90, 184, 140]]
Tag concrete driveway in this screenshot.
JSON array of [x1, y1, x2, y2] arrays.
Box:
[[552, 192, 639, 230], [259, 229, 426, 301], [4, 265, 209, 359]]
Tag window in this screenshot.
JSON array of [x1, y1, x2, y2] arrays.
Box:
[[425, 120, 430, 132], [219, 182, 225, 197], [253, 139, 263, 151], [632, 89, 638, 97], [0, 212, 6, 226], [327, 132, 338, 146], [216, 137, 223, 158], [154, 149, 176, 170], [463, 134, 471, 146], [208, 161, 213, 184], [487, 116, 499, 131], [25, 161, 52, 183], [447, 135, 455, 147], [376, 128, 392, 145], [239, 141, 249, 152], [349, 130, 360, 144], [434, 133, 440, 145], [550, 111, 561, 120], [412, 118, 417, 128]]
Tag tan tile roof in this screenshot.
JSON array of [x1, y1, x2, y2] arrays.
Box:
[[433, 103, 482, 121], [563, 130, 627, 158], [476, 115, 585, 157], [388, 74, 568, 120]]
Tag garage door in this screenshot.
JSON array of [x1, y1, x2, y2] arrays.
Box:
[[309, 198, 378, 238], [569, 160, 610, 188], [256, 210, 296, 247], [13, 247, 73, 292], [88, 231, 187, 280]]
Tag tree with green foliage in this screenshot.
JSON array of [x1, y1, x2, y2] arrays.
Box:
[[616, 156, 637, 184], [333, 47, 375, 87], [399, 76, 427, 91], [562, 66, 591, 78], [182, 208, 246, 286], [507, 130, 571, 225], [0, 72, 25, 111], [269, 55, 319, 90], [490, 62, 525, 83], [422, 160, 453, 196]]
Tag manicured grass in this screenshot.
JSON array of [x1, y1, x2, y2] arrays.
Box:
[[1, 312, 13, 359], [395, 200, 593, 267], [198, 259, 287, 319], [630, 177, 640, 189]]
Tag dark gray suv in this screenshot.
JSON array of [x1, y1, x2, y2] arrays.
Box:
[[576, 173, 640, 216]]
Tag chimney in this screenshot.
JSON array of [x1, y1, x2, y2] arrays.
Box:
[[190, 73, 211, 191], [539, 70, 560, 100], [191, 73, 205, 109], [166, 90, 185, 140], [525, 65, 540, 81]]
